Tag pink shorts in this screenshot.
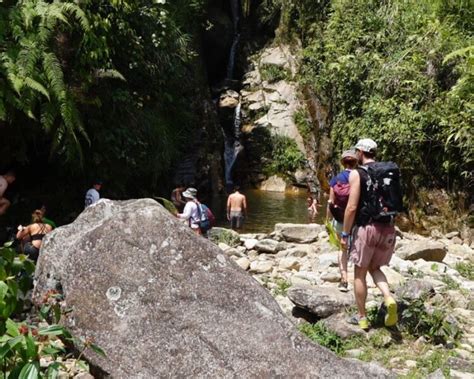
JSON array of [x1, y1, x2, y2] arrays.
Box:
[[350, 224, 396, 268]]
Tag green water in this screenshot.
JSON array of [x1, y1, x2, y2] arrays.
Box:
[[210, 189, 327, 234]]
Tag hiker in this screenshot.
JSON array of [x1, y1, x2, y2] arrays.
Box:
[[307, 194, 319, 222], [327, 149, 358, 292], [38, 204, 56, 229], [177, 187, 201, 235], [171, 183, 186, 212], [0, 170, 16, 216], [227, 185, 247, 230], [341, 138, 401, 330], [16, 209, 53, 262], [85, 180, 102, 208]]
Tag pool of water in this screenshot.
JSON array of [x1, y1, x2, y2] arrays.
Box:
[[210, 189, 327, 234]]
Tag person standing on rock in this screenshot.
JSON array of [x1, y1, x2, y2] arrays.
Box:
[[227, 185, 247, 230], [171, 183, 186, 212], [340, 139, 398, 330], [177, 187, 201, 235], [0, 170, 16, 216], [84, 180, 102, 208], [327, 150, 358, 292]]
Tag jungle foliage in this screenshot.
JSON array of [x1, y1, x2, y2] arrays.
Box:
[[261, 0, 473, 197], [0, 0, 209, 197]]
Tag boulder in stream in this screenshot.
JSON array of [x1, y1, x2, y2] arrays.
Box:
[[33, 199, 389, 378]]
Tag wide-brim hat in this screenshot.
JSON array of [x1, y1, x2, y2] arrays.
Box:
[[354, 138, 377, 153], [182, 187, 197, 199]]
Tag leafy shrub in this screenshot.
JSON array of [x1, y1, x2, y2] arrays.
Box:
[[294, 108, 313, 140], [260, 64, 290, 83], [0, 245, 104, 377], [400, 298, 462, 344], [272, 278, 291, 296], [455, 262, 474, 280], [209, 229, 241, 247], [441, 274, 460, 290], [264, 135, 306, 176], [298, 321, 345, 355]]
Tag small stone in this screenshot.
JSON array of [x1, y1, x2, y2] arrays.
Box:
[[320, 271, 341, 283], [452, 237, 463, 245], [445, 231, 460, 239], [279, 258, 301, 271], [244, 239, 258, 250], [235, 257, 250, 271], [450, 369, 474, 379], [454, 349, 472, 360], [405, 360, 417, 368], [218, 242, 231, 251], [345, 349, 364, 358], [249, 261, 273, 274], [414, 336, 427, 348]]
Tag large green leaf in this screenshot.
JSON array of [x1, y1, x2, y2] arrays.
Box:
[[0, 335, 22, 359], [19, 362, 40, 379], [38, 325, 66, 336]]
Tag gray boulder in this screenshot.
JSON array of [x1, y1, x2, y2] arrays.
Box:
[[396, 240, 447, 262], [288, 285, 354, 318], [255, 238, 284, 254], [395, 279, 435, 301], [321, 312, 366, 339], [274, 223, 324, 243], [33, 199, 388, 378]]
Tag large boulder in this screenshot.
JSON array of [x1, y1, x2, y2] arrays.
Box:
[[288, 285, 354, 318], [33, 199, 387, 378], [396, 240, 447, 262], [275, 223, 324, 243]]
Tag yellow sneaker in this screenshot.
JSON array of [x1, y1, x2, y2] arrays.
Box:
[[347, 315, 369, 331], [385, 297, 398, 327]]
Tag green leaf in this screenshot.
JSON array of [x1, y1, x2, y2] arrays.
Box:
[[19, 362, 40, 379], [6, 318, 20, 337], [25, 335, 37, 359], [38, 325, 65, 336], [0, 281, 8, 301], [90, 342, 106, 357], [0, 335, 22, 359], [46, 362, 64, 379]]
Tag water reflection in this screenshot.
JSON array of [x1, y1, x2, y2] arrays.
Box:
[[210, 189, 327, 234]]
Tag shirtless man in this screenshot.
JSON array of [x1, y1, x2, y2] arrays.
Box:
[[227, 185, 247, 230], [0, 170, 16, 216]]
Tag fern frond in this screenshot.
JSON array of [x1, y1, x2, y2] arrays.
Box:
[[24, 77, 50, 100]]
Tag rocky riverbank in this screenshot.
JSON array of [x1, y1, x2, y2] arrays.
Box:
[[211, 224, 474, 378]]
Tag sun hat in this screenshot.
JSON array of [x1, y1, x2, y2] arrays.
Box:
[[182, 187, 197, 199], [354, 138, 377, 153], [341, 149, 357, 162]]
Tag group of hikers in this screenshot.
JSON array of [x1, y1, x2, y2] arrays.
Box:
[[1, 137, 403, 330], [171, 184, 248, 236]]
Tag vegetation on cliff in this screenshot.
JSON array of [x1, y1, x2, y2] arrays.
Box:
[[261, 0, 473, 202]]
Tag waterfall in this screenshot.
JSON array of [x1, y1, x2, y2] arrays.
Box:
[[226, 0, 240, 79], [224, 102, 243, 185]]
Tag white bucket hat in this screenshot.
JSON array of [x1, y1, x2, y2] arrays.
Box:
[[182, 187, 197, 199]]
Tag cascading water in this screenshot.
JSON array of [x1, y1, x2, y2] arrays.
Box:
[[224, 102, 243, 185], [222, 0, 243, 188]]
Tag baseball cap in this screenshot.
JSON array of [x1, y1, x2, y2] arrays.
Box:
[[354, 138, 377, 153]]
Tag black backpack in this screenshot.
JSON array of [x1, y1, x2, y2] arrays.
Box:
[[357, 162, 404, 225]]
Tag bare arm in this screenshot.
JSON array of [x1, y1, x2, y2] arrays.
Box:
[[343, 170, 361, 234], [243, 196, 247, 216], [16, 225, 31, 240], [227, 196, 231, 219], [327, 188, 335, 220]]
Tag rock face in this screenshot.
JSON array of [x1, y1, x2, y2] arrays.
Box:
[[259, 175, 287, 192], [396, 240, 447, 262], [33, 199, 386, 378], [288, 286, 354, 318]]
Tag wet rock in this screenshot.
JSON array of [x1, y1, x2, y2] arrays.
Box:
[[259, 175, 287, 192], [395, 279, 435, 301], [218, 89, 239, 108], [288, 286, 354, 318], [275, 223, 324, 243], [396, 240, 447, 262], [34, 199, 391, 378]]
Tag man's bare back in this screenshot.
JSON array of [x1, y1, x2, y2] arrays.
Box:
[[227, 192, 247, 212]]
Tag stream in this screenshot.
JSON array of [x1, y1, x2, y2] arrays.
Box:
[[210, 189, 328, 233]]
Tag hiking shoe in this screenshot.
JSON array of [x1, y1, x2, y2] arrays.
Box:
[[347, 315, 369, 331], [384, 297, 398, 327], [338, 281, 349, 292]]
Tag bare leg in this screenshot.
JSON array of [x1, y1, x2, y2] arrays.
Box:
[[369, 266, 392, 301], [354, 265, 369, 317], [338, 250, 348, 282], [0, 198, 10, 216]]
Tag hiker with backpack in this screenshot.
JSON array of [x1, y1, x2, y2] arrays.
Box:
[[327, 149, 358, 292], [341, 138, 403, 331], [177, 187, 215, 236]]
